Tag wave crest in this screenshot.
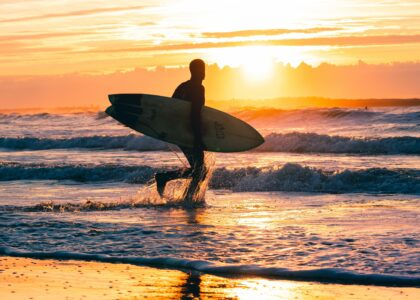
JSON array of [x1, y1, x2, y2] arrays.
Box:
[[0, 133, 418, 154], [258, 133, 420, 154], [0, 135, 168, 151], [0, 162, 418, 194], [0, 162, 157, 183], [211, 163, 419, 194], [233, 107, 420, 125]]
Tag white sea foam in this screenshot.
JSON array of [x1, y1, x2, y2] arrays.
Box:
[[258, 133, 420, 154], [0, 162, 417, 194], [0, 135, 168, 151]]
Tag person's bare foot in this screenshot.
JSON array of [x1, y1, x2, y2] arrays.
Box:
[[154, 173, 167, 197]]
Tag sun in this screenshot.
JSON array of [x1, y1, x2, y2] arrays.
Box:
[[241, 49, 274, 81], [208, 46, 274, 81]]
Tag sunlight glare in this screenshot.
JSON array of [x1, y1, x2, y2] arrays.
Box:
[[208, 46, 275, 81], [241, 48, 274, 81]]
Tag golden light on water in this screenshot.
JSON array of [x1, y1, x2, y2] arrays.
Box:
[[3, 257, 418, 299]]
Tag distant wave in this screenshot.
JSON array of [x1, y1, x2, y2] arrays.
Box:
[[0, 112, 88, 121], [0, 111, 99, 119], [0, 133, 419, 154], [1, 107, 418, 125], [0, 162, 418, 194], [233, 107, 420, 124], [235, 107, 376, 122], [0, 112, 52, 120], [1, 247, 418, 287]]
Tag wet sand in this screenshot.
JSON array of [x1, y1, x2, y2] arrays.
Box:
[[0, 257, 418, 299]]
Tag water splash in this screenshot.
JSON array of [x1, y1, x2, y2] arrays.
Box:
[[133, 152, 215, 208], [14, 153, 216, 212]]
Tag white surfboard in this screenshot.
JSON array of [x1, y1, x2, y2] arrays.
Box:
[[106, 94, 264, 152]]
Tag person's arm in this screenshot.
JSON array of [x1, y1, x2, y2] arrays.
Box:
[[172, 84, 182, 99], [190, 85, 205, 149]]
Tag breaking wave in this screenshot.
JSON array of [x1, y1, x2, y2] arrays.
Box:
[[0, 135, 168, 151], [258, 133, 420, 154], [0, 133, 419, 154], [211, 164, 419, 194], [0, 162, 157, 183], [1, 247, 419, 287], [0, 162, 418, 194]]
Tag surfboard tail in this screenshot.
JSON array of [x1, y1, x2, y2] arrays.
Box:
[[105, 105, 115, 117], [108, 94, 117, 105], [108, 94, 144, 106]]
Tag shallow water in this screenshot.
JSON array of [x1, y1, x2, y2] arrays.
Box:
[[0, 106, 419, 285], [2, 192, 419, 280]]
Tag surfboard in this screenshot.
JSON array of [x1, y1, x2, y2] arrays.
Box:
[[105, 94, 264, 153]]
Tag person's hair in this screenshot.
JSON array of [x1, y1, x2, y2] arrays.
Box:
[[189, 59, 205, 74]]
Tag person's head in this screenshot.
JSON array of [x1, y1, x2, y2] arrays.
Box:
[[189, 59, 205, 81]]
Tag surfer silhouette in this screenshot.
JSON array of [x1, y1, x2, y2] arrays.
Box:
[[155, 59, 207, 203]]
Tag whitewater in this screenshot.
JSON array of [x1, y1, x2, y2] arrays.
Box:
[[0, 105, 419, 287]]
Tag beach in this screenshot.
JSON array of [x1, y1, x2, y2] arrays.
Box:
[[1, 257, 419, 300]]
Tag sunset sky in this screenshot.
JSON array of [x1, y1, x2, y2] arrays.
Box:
[[1, 0, 420, 108]]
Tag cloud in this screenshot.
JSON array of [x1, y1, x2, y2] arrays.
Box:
[[0, 5, 147, 23], [200, 27, 343, 38], [1, 61, 420, 109], [98, 34, 420, 53], [0, 43, 75, 56], [0, 32, 96, 43]]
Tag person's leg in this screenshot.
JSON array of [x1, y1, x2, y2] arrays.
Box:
[[184, 148, 207, 205], [155, 147, 194, 197], [180, 147, 196, 170], [155, 170, 181, 196]]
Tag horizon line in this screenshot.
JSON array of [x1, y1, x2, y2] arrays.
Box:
[[1, 97, 419, 113]]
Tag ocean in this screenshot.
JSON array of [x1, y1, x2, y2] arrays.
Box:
[[0, 105, 419, 287]]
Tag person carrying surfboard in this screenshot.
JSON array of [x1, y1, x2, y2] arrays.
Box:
[[154, 59, 207, 202]]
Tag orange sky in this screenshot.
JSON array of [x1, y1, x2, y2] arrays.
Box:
[[0, 0, 419, 108]]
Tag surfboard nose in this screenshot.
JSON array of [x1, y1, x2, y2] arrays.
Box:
[[256, 132, 265, 146]]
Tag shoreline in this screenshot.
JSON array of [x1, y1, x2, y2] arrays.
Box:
[[1, 256, 419, 300], [2, 247, 420, 288]]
